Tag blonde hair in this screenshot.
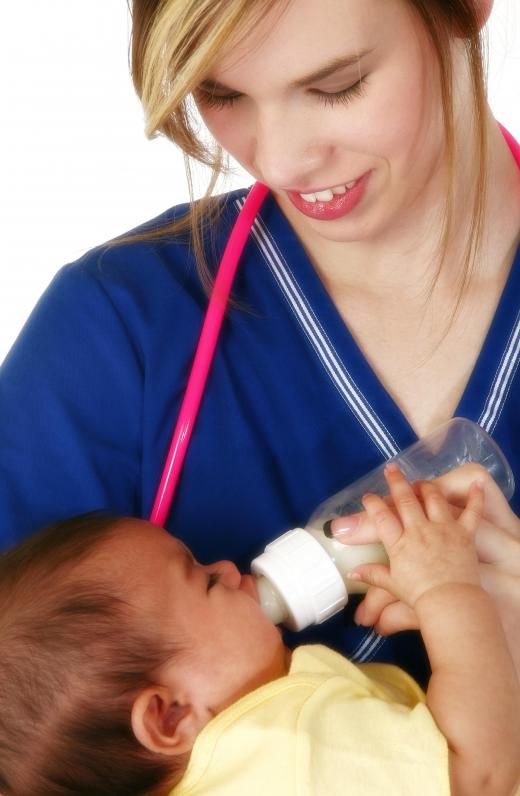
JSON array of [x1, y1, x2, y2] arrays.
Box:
[[109, 0, 489, 324]]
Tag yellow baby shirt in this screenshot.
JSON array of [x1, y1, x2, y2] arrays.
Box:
[[170, 644, 449, 796]]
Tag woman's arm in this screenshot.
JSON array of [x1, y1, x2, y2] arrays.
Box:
[[350, 468, 520, 796], [0, 263, 143, 550]]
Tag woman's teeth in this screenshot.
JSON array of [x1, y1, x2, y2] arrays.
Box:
[[299, 181, 357, 203]]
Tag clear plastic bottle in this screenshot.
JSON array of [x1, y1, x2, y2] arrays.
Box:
[[251, 418, 514, 631]]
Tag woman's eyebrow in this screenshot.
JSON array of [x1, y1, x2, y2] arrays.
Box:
[[199, 47, 374, 94], [291, 47, 375, 87]]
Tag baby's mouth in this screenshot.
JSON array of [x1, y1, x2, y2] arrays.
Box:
[[239, 573, 260, 602]]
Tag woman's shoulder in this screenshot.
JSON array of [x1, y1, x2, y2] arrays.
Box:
[[15, 187, 253, 365], [108, 184, 252, 247], [57, 186, 253, 298]]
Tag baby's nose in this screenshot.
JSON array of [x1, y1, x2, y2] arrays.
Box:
[[208, 559, 242, 589]]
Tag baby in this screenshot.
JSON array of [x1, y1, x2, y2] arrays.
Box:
[[0, 466, 519, 796]]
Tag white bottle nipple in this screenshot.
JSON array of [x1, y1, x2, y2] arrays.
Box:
[[254, 576, 287, 626]]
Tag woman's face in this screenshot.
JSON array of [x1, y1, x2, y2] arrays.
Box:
[[196, 0, 452, 245]]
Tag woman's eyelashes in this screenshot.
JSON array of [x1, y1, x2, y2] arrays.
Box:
[[196, 76, 368, 110], [311, 76, 368, 108], [206, 571, 222, 591]]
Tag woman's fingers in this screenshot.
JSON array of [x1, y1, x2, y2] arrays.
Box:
[[476, 521, 520, 571], [327, 493, 396, 543], [327, 510, 375, 543], [478, 562, 515, 598], [435, 463, 520, 538], [415, 479, 453, 523], [457, 480, 485, 533], [433, 463, 488, 507], [478, 563, 520, 675]]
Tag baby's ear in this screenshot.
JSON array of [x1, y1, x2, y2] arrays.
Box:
[[131, 686, 201, 755]]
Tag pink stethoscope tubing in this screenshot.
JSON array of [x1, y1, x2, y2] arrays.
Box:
[[149, 181, 270, 527]]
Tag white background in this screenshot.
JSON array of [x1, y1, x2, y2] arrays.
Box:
[[1, 1, 519, 363]]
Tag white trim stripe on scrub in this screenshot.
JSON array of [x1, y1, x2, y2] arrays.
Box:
[[479, 310, 520, 435], [349, 627, 387, 663]]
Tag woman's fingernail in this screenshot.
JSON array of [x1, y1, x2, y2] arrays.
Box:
[[385, 462, 399, 473], [323, 514, 362, 539]]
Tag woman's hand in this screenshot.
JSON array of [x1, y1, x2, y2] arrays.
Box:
[[330, 463, 520, 671]]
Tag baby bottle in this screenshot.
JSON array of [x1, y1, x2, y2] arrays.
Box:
[[251, 418, 514, 631]]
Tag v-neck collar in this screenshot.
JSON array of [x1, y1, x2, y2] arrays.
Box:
[[252, 125, 520, 452]]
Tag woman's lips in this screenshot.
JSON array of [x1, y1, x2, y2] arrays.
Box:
[[285, 171, 371, 221]]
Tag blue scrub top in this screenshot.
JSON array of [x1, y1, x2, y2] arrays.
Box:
[[2, 166, 520, 685]]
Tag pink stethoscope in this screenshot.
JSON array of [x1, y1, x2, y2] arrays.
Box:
[[149, 181, 269, 527]]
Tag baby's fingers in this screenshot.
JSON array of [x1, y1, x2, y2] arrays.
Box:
[[354, 585, 397, 626], [383, 463, 425, 528], [361, 491, 404, 549], [373, 601, 419, 636], [348, 563, 395, 595], [458, 480, 485, 534]]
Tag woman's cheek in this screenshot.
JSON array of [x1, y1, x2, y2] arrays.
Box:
[[200, 108, 249, 161]]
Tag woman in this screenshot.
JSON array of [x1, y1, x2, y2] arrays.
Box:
[[1, 0, 519, 683]]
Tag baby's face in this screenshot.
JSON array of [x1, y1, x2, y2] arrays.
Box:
[[90, 519, 289, 713]]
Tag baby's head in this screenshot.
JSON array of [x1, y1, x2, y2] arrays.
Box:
[[0, 514, 287, 796]]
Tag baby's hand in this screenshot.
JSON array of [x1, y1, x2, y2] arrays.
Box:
[[348, 464, 484, 609]]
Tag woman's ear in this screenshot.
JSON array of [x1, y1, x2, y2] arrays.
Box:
[[452, 0, 493, 38], [131, 686, 203, 756], [474, 0, 493, 29]]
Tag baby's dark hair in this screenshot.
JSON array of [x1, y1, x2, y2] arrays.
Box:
[[0, 513, 185, 796]]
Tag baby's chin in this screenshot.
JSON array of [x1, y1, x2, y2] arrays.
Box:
[[271, 631, 292, 678], [257, 640, 292, 690]]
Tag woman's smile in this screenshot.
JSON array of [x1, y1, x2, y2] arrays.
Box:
[[285, 171, 372, 220]]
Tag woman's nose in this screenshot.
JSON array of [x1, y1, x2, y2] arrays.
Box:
[[251, 106, 331, 189], [206, 559, 242, 589]]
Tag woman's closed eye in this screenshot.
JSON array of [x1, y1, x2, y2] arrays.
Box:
[[310, 76, 368, 108], [196, 76, 368, 110], [207, 572, 222, 591]]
